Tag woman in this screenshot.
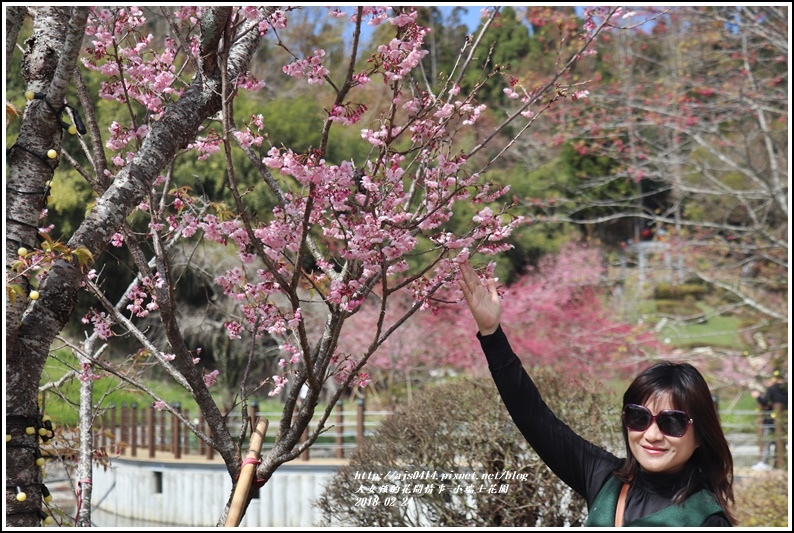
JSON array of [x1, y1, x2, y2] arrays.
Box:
[[458, 260, 736, 526]]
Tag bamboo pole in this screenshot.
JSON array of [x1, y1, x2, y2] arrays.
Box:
[[225, 418, 269, 527]]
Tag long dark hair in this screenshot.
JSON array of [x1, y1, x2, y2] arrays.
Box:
[[615, 361, 736, 524]]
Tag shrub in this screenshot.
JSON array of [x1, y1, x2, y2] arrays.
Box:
[[733, 470, 789, 527], [315, 368, 622, 527], [653, 283, 709, 300], [655, 299, 702, 317]]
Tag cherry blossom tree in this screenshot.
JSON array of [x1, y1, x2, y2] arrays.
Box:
[[494, 243, 663, 378], [5, 5, 620, 526], [506, 6, 788, 385]]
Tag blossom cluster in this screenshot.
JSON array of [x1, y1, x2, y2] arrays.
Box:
[[81, 310, 113, 340], [78, 361, 104, 383]]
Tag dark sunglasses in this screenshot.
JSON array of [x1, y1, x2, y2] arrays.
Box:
[[622, 404, 693, 438]]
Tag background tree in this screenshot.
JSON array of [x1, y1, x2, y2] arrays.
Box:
[[459, 6, 533, 107], [581, 6, 787, 378], [507, 6, 788, 385], [414, 6, 471, 90], [5, 6, 617, 526]]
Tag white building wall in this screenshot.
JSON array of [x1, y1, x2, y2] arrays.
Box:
[[90, 458, 338, 527]]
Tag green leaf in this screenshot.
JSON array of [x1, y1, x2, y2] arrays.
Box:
[[6, 283, 25, 306], [71, 246, 95, 269]]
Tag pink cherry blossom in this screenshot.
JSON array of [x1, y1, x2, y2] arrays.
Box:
[[268, 375, 289, 396], [203, 369, 220, 388]]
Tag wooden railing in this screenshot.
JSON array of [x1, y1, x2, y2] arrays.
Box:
[[720, 405, 788, 469], [90, 399, 391, 462], [71, 403, 787, 469]]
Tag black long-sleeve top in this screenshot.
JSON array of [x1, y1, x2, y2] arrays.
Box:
[[479, 326, 731, 527]]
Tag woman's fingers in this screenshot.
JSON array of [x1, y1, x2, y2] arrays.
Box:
[[458, 261, 484, 302], [458, 278, 472, 303], [459, 259, 477, 287], [486, 277, 498, 300]]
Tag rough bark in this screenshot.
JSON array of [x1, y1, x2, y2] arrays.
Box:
[[5, 6, 27, 69], [5, 8, 88, 527], [74, 375, 95, 527], [5, 6, 263, 526]]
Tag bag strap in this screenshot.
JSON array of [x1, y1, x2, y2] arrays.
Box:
[[614, 483, 630, 527]]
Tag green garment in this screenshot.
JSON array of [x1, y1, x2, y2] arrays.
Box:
[[585, 475, 727, 527]]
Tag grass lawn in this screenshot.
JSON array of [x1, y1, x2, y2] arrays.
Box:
[[39, 349, 283, 428], [639, 301, 746, 349]]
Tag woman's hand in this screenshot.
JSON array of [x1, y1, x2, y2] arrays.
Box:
[[458, 259, 502, 336]]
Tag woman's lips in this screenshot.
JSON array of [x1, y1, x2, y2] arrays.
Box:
[[642, 446, 667, 455]]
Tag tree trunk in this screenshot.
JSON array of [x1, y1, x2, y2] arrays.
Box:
[[5, 7, 263, 525], [5, 7, 89, 526]]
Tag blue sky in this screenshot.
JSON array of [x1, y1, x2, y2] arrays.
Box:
[[442, 6, 487, 32]]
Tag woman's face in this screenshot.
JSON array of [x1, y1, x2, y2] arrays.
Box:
[[626, 393, 699, 474]]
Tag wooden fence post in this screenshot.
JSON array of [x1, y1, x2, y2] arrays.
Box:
[[148, 404, 156, 458], [773, 403, 785, 469], [182, 408, 190, 455], [119, 402, 128, 455], [336, 400, 344, 459], [160, 409, 167, 451], [172, 402, 182, 459], [356, 397, 365, 447], [130, 403, 138, 457], [139, 403, 146, 448], [109, 405, 118, 454], [757, 409, 765, 464]]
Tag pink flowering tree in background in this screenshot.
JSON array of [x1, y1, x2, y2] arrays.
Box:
[[5, 5, 623, 526], [495, 243, 663, 380]]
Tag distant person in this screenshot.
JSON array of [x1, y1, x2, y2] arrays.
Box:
[[750, 370, 788, 470], [458, 259, 736, 526], [750, 389, 774, 470]]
